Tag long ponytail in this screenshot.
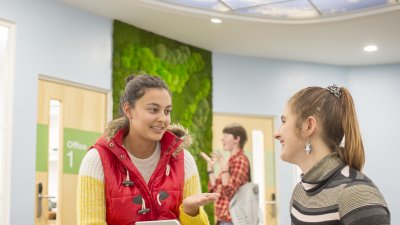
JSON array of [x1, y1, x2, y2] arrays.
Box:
[[339, 87, 365, 171]]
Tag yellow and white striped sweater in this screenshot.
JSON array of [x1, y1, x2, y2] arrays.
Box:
[[77, 147, 209, 225]]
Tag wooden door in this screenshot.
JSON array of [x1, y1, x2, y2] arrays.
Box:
[[213, 113, 277, 225], [34, 78, 108, 225]]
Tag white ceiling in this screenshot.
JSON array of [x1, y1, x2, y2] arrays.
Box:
[[61, 0, 400, 66]]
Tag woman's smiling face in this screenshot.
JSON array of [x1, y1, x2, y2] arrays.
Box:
[[128, 88, 172, 142], [274, 104, 306, 164]]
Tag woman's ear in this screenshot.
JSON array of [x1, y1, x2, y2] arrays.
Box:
[[123, 102, 132, 119], [303, 116, 317, 137], [306, 116, 317, 136]]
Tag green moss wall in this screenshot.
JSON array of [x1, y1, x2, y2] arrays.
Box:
[[112, 20, 214, 222]]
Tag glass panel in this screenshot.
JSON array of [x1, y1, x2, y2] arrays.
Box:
[[251, 130, 265, 219], [162, 0, 230, 12], [223, 0, 286, 10], [160, 0, 400, 19], [312, 0, 397, 16], [235, 0, 318, 19], [48, 99, 61, 222]]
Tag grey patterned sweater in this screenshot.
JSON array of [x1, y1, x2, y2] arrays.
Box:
[[290, 153, 390, 225]]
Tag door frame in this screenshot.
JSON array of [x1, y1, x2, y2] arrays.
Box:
[[212, 112, 279, 225], [39, 75, 113, 122], [35, 75, 111, 225], [0, 18, 16, 225]]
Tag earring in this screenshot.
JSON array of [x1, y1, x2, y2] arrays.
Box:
[[305, 138, 311, 155]]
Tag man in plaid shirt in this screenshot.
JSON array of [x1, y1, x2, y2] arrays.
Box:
[[201, 123, 250, 225]]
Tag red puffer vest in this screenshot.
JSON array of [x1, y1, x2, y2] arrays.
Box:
[[92, 128, 185, 225]]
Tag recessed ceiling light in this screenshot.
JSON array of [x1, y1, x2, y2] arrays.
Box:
[[210, 18, 222, 24], [363, 45, 378, 52]]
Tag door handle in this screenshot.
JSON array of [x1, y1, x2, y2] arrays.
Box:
[[36, 182, 55, 218], [37, 182, 43, 218], [38, 194, 56, 199]]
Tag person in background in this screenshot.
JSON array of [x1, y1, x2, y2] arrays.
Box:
[[274, 84, 390, 225], [77, 74, 219, 225], [200, 123, 250, 225]]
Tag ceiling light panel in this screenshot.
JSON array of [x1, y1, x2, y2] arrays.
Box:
[[235, 0, 319, 19], [312, 0, 398, 16], [364, 45, 378, 52], [221, 0, 287, 10], [161, 0, 230, 12], [211, 18, 222, 23], [159, 0, 400, 19]]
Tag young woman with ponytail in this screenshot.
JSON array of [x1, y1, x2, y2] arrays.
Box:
[[77, 74, 218, 225], [274, 84, 390, 225]]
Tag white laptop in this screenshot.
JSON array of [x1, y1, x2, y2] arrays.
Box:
[[136, 219, 180, 225]]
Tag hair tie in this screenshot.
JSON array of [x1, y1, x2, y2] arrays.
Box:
[[326, 84, 342, 98]]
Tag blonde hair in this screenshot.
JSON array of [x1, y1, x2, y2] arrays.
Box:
[[289, 86, 365, 171]]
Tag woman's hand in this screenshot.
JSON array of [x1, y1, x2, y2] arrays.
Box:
[[182, 193, 220, 216]]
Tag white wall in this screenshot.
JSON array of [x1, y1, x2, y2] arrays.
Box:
[[0, 0, 112, 224], [213, 53, 399, 225]]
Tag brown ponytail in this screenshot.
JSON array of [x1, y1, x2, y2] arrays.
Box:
[[339, 87, 365, 171]]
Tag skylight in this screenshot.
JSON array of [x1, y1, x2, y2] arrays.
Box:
[[160, 0, 400, 19]]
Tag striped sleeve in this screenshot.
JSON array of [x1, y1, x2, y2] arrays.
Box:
[[339, 184, 390, 225], [77, 149, 107, 225], [179, 150, 210, 225]]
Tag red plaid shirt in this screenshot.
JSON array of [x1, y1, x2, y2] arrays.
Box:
[[209, 150, 250, 222]]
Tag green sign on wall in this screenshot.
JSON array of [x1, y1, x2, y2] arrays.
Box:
[[36, 124, 49, 172], [63, 128, 101, 174]]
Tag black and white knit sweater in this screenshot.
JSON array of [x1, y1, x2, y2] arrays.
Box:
[[290, 153, 390, 225]]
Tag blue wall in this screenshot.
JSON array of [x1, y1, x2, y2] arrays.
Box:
[[0, 0, 112, 224], [348, 65, 400, 223], [213, 53, 399, 225]]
